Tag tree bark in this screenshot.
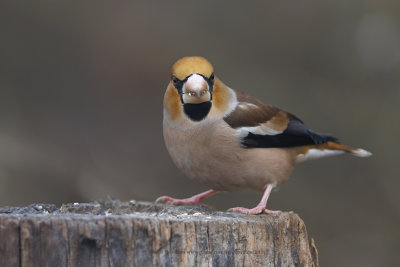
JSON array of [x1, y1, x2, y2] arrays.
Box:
[[0, 200, 318, 267]]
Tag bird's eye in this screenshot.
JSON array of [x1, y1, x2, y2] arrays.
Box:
[[172, 76, 179, 86]]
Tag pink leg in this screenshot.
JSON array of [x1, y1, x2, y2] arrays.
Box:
[[228, 184, 281, 215], [156, 189, 219, 207]]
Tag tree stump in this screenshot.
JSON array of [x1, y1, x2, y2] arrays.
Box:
[[0, 199, 318, 266]]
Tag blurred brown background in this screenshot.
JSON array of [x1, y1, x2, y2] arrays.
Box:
[[1, 1, 399, 266]]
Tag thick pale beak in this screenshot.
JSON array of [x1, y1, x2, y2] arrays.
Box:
[[182, 74, 211, 104]]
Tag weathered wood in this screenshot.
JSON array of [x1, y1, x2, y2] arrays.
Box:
[[0, 200, 318, 267]]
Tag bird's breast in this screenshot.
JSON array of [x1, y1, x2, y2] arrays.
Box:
[[163, 118, 295, 191], [163, 119, 243, 189]]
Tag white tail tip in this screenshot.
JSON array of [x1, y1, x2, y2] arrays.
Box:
[[352, 149, 372, 157]]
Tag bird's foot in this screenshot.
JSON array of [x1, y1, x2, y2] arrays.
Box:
[[228, 206, 281, 215], [155, 195, 208, 207]]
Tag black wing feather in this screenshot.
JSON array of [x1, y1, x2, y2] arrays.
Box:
[[242, 119, 338, 148]]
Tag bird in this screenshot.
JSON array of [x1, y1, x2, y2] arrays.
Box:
[[156, 56, 372, 215]]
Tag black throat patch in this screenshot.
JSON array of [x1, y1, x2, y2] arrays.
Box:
[[183, 101, 212, 121]]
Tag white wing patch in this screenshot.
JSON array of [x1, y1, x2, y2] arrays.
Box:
[[237, 102, 258, 110], [296, 149, 345, 163], [236, 102, 284, 137], [239, 124, 283, 137]]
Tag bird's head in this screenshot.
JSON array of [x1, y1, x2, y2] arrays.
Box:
[[171, 56, 214, 104], [167, 57, 215, 121], [164, 56, 235, 124]]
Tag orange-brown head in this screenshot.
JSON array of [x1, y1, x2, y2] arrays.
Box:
[[167, 57, 216, 121], [171, 56, 214, 81], [164, 56, 236, 125]]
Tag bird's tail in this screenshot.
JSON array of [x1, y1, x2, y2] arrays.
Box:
[[295, 141, 372, 163]]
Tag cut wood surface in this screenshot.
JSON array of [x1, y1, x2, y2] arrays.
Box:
[[0, 199, 318, 267]]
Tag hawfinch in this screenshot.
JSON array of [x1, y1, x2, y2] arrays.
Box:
[[157, 56, 371, 215]]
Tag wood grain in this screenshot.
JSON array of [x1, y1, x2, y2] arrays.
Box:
[[0, 200, 318, 267]]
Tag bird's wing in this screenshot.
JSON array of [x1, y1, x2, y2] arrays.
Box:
[[223, 91, 338, 148]]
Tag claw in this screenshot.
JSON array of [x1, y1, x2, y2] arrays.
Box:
[[262, 209, 281, 215], [228, 206, 281, 215], [155, 195, 209, 207], [155, 196, 174, 203], [155, 190, 218, 207], [227, 184, 281, 215]]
